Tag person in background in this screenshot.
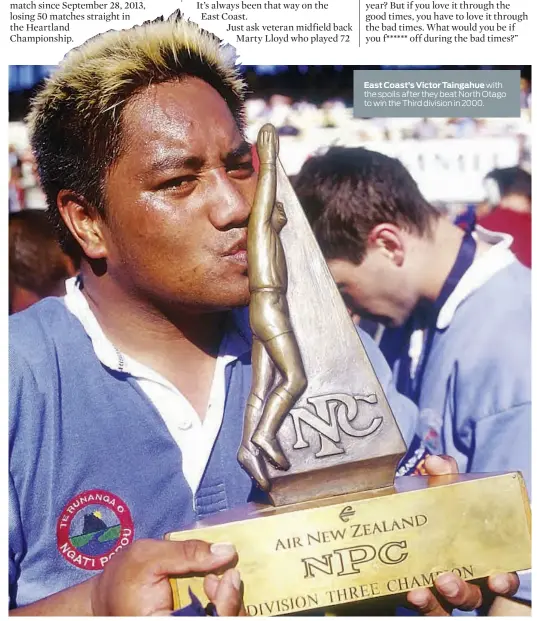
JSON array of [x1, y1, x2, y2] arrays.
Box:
[[9, 209, 78, 314], [478, 166, 531, 268], [453, 203, 477, 233], [520, 76, 531, 110], [294, 147, 531, 614], [9, 147, 25, 213]]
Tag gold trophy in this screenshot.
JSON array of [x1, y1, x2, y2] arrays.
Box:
[[166, 124, 531, 615]]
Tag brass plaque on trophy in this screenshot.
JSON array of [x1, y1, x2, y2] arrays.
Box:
[[168, 473, 530, 615], [166, 125, 531, 615]]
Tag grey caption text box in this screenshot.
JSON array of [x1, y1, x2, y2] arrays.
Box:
[[353, 70, 521, 118]]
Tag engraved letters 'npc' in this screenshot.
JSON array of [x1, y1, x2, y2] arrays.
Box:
[[290, 393, 383, 458]]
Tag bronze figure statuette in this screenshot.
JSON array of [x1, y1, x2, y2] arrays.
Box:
[[238, 124, 307, 491]]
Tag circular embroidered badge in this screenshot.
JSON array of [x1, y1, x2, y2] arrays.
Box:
[[57, 489, 134, 571]]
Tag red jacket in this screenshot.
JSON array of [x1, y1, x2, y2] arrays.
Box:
[[479, 207, 531, 268]]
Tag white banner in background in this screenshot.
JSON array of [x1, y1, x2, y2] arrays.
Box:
[[273, 135, 521, 202]]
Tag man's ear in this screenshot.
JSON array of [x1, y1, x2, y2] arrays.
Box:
[[57, 190, 107, 260], [367, 223, 405, 267]]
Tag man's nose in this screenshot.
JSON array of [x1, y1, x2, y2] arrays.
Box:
[[209, 172, 252, 230]]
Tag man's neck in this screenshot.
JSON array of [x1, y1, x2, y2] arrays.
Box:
[[79, 266, 227, 403], [418, 219, 491, 303], [498, 195, 531, 214]]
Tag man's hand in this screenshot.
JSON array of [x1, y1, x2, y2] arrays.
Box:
[[405, 455, 520, 615], [91, 539, 244, 616]]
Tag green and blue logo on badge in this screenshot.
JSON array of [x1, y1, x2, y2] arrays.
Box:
[[57, 489, 134, 570]]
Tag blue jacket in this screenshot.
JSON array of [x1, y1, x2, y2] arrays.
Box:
[[419, 262, 531, 484], [9, 297, 418, 608], [398, 261, 532, 604]]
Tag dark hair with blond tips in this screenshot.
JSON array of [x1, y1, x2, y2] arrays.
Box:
[[27, 11, 247, 258]]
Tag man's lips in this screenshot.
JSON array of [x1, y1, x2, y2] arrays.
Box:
[[223, 236, 248, 257], [220, 235, 248, 268], [229, 249, 248, 263]]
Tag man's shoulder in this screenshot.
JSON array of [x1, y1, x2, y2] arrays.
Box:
[[485, 258, 531, 291], [10, 297, 84, 369], [450, 261, 530, 342], [11, 296, 70, 332], [437, 262, 530, 412], [472, 259, 530, 304]]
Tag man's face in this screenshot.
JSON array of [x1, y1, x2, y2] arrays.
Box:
[[101, 77, 256, 312], [327, 251, 416, 328]]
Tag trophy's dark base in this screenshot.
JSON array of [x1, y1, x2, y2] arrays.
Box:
[[268, 452, 404, 506]]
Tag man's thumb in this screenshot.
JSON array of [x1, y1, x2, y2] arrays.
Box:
[[154, 540, 237, 575]]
